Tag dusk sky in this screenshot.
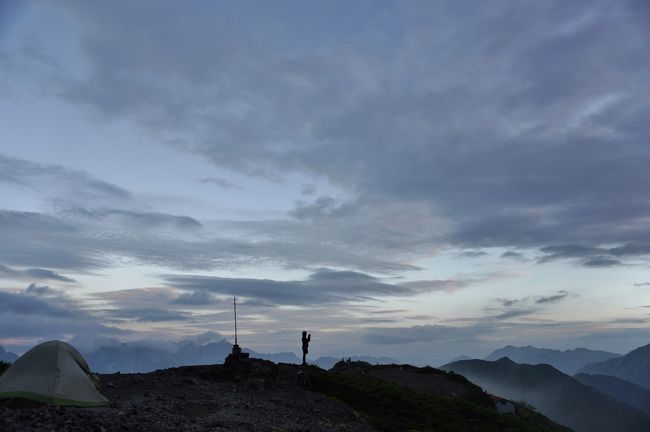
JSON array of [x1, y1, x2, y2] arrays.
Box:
[[1, 0, 649, 365]]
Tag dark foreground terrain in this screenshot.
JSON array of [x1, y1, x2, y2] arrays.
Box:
[[1, 358, 569, 432], [1, 359, 372, 432]]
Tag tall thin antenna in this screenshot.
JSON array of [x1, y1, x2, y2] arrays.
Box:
[[233, 296, 238, 346]]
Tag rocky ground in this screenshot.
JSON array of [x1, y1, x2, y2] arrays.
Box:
[[0, 359, 375, 432]]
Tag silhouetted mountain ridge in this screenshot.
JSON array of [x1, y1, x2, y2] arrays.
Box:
[[443, 356, 650, 432], [574, 373, 650, 416], [485, 345, 621, 374], [578, 342, 650, 389]]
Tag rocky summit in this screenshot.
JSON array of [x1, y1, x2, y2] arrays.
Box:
[[0, 359, 373, 432]]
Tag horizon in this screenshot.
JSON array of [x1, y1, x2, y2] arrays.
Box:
[[1, 0, 650, 367], [0, 333, 630, 369]]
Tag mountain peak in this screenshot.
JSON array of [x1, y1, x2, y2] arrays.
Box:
[[485, 345, 621, 375], [0, 345, 19, 362]]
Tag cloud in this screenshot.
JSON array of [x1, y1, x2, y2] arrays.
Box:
[[290, 196, 354, 220], [0, 205, 417, 274], [301, 184, 316, 196], [496, 297, 529, 307], [106, 307, 191, 322], [92, 287, 182, 312], [44, 0, 650, 266], [66, 208, 202, 230], [537, 245, 602, 263], [537, 243, 650, 267], [501, 251, 524, 260], [0, 157, 213, 272], [0, 287, 71, 318], [0, 210, 105, 270], [535, 290, 569, 304], [0, 264, 76, 283], [23, 268, 76, 283], [0, 285, 127, 344], [0, 154, 132, 206], [494, 308, 537, 320], [398, 279, 472, 293], [460, 250, 488, 258], [199, 177, 242, 190], [24, 283, 65, 298], [164, 269, 473, 307], [363, 324, 492, 345], [610, 318, 646, 324], [172, 290, 219, 305], [0, 154, 426, 273], [488, 290, 570, 319], [583, 257, 622, 268]]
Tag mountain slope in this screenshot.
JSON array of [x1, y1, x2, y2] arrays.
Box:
[[579, 343, 650, 389], [485, 345, 620, 375], [574, 373, 650, 416], [442, 357, 650, 432], [308, 362, 570, 431]]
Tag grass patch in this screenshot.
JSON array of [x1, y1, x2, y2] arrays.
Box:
[[307, 365, 571, 432]]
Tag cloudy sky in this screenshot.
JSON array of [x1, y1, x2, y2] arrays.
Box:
[[1, 0, 649, 364]]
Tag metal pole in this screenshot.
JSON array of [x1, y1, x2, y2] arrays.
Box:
[[234, 296, 238, 346]]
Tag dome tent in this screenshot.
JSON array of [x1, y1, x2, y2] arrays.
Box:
[[0, 340, 108, 407]]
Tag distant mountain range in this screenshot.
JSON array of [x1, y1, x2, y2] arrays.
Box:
[[0, 346, 18, 363], [443, 356, 650, 432], [83, 339, 234, 373], [579, 343, 650, 389], [447, 355, 473, 363], [0, 340, 395, 373], [83, 339, 298, 373], [575, 373, 650, 417], [485, 345, 621, 375], [313, 355, 397, 370]]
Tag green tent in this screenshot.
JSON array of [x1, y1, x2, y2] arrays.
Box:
[[0, 340, 109, 407]]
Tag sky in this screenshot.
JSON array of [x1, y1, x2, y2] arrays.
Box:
[[1, 0, 649, 365]]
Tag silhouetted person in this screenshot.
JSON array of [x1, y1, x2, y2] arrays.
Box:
[[301, 331, 311, 365]]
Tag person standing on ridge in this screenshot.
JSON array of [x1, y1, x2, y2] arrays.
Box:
[[301, 331, 311, 365]]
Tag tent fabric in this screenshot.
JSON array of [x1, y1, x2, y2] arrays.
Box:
[[0, 340, 109, 407]]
